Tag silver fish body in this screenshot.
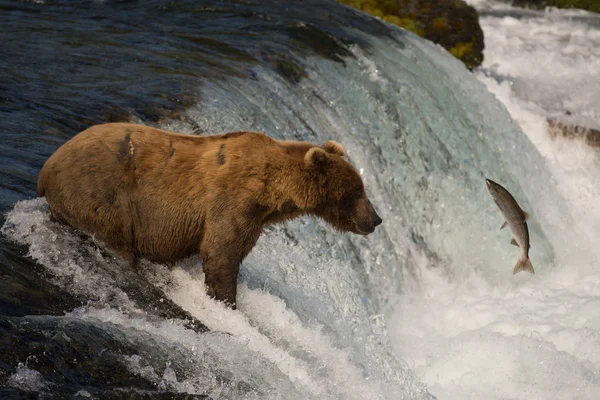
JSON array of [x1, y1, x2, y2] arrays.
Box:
[[485, 179, 534, 275]]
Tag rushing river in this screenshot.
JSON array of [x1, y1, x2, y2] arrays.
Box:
[[1, 0, 598, 399]]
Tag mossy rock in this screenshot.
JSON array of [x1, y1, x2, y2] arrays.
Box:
[[510, 0, 600, 13], [337, 0, 485, 70]]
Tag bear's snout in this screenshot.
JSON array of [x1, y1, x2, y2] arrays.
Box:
[[368, 198, 382, 229], [364, 207, 382, 233], [353, 199, 382, 235], [373, 211, 382, 228]]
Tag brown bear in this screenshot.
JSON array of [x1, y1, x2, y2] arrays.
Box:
[[37, 123, 382, 307]]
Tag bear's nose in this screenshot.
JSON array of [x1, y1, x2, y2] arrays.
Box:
[[374, 213, 382, 227]]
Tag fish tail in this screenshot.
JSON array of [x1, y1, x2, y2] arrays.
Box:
[[513, 257, 534, 275]]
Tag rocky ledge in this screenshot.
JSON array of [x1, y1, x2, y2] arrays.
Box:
[[337, 0, 485, 70]]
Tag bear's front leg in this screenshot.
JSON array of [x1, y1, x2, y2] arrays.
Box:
[[200, 218, 262, 309], [202, 254, 240, 308], [200, 235, 253, 309]]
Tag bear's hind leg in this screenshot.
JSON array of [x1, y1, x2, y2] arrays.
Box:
[[117, 247, 138, 269]]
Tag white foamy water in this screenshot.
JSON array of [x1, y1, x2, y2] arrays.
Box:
[[1, 198, 424, 399], [7, 365, 48, 393], [389, 3, 600, 399]]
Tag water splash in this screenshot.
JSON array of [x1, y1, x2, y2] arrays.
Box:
[[390, 3, 600, 399]]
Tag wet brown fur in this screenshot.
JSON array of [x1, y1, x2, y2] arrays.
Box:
[[37, 123, 381, 307]]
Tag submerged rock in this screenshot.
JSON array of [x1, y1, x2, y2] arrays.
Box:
[[0, 316, 210, 399], [1, 199, 209, 334], [337, 0, 485, 69], [0, 235, 80, 317]]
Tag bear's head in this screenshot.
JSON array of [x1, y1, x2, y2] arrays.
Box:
[[304, 141, 382, 235]]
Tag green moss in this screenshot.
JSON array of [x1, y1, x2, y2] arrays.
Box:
[[431, 16, 448, 32], [337, 0, 425, 35], [450, 41, 473, 59], [363, 5, 385, 17], [450, 39, 482, 70], [396, 17, 426, 36], [337, 0, 484, 70]]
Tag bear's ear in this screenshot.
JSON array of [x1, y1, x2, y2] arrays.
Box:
[[305, 147, 330, 169], [322, 140, 344, 156]]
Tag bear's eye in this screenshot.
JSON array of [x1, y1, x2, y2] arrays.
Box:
[[352, 185, 364, 198], [338, 192, 352, 207], [340, 190, 361, 210]]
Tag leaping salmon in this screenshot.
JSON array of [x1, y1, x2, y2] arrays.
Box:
[[485, 178, 535, 275]]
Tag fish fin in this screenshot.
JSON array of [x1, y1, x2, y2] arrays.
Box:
[[513, 258, 534, 275], [500, 221, 508, 230], [510, 238, 519, 247], [523, 211, 530, 221]]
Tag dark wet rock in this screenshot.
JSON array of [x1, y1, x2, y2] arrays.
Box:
[[286, 23, 355, 65], [337, 0, 485, 69], [46, 225, 211, 334], [0, 316, 210, 399], [272, 58, 309, 85], [0, 236, 81, 317], [119, 272, 210, 335], [0, 388, 208, 400], [97, 105, 138, 124], [140, 94, 204, 124], [547, 118, 600, 148], [509, 0, 600, 13], [1, 208, 208, 334], [400, 0, 485, 70]]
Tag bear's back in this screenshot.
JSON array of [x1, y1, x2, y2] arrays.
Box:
[[36, 123, 284, 263]]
